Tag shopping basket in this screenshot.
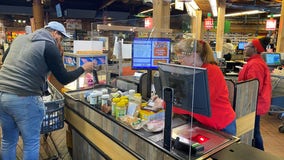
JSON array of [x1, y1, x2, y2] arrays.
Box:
[[41, 81, 64, 134], [41, 81, 65, 159], [41, 102, 64, 134]]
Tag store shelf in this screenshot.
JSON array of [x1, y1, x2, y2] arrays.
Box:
[[203, 32, 255, 46]]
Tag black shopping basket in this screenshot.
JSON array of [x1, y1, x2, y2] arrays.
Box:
[[41, 81, 65, 159], [41, 102, 64, 134]]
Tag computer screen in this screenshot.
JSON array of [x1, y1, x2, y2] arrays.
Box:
[[55, 3, 63, 18], [237, 42, 247, 50], [263, 53, 281, 67], [158, 63, 211, 117], [132, 38, 171, 70]]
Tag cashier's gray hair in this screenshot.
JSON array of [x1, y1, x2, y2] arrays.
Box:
[[174, 38, 217, 65]]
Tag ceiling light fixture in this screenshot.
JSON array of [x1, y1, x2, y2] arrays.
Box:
[[184, 0, 200, 16], [139, 2, 175, 14], [187, 1, 199, 10], [209, 0, 218, 17], [140, 9, 153, 14], [225, 10, 266, 17], [268, 14, 280, 18]]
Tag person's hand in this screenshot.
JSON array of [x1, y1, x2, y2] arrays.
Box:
[[151, 95, 164, 111], [92, 59, 102, 71], [82, 62, 95, 73]]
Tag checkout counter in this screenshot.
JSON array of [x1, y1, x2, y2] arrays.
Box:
[[63, 84, 282, 160], [63, 55, 284, 159], [63, 85, 238, 160], [216, 53, 245, 77], [223, 60, 245, 77]]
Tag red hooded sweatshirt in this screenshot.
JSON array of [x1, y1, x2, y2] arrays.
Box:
[[173, 63, 236, 130], [238, 54, 272, 115]]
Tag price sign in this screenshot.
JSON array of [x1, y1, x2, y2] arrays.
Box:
[[204, 18, 213, 30], [266, 19, 276, 31], [145, 17, 153, 29]]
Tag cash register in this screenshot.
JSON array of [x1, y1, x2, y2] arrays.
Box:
[[262, 52, 282, 69], [115, 37, 171, 100], [115, 72, 149, 100], [157, 62, 238, 159]]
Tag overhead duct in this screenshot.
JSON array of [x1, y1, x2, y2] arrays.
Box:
[[226, 3, 281, 14], [0, 5, 32, 16], [64, 9, 96, 19], [99, 0, 117, 10], [95, 11, 130, 20]]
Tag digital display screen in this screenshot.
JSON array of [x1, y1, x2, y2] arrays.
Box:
[[55, 3, 62, 18], [79, 56, 106, 66], [132, 38, 171, 70], [264, 53, 281, 66], [63, 55, 107, 67], [158, 63, 211, 117], [64, 56, 76, 66], [238, 42, 247, 50]]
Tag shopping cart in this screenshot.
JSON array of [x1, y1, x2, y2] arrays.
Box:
[[270, 98, 284, 133], [270, 75, 284, 133], [41, 81, 65, 159]]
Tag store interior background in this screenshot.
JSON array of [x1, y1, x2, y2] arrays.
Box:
[[0, 0, 284, 159], [0, 1, 281, 93], [0, 0, 282, 48]]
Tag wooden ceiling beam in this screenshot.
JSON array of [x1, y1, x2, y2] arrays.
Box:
[[99, 0, 117, 10]]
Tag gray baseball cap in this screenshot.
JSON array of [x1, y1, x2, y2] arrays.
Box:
[[45, 21, 70, 38]]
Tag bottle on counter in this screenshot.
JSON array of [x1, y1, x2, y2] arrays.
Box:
[[127, 93, 142, 117], [129, 89, 136, 98], [101, 94, 111, 113], [102, 88, 108, 94], [116, 101, 127, 119], [120, 95, 128, 100], [89, 92, 96, 105], [111, 97, 120, 116], [110, 90, 122, 99], [120, 96, 129, 107], [96, 91, 103, 106]]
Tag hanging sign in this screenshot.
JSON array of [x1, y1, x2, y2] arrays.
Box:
[[175, 0, 184, 10], [266, 19, 276, 31], [145, 17, 153, 29], [204, 17, 213, 30]]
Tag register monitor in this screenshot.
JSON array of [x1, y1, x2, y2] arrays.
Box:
[[262, 52, 281, 67], [237, 42, 247, 50], [131, 38, 171, 70], [158, 63, 211, 117]]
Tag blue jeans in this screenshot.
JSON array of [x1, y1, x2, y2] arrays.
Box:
[[221, 119, 237, 136], [0, 92, 45, 160], [253, 115, 264, 150]]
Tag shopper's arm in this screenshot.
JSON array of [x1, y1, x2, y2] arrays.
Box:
[[44, 41, 84, 85]]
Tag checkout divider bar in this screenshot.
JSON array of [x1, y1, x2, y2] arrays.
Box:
[[163, 87, 174, 151]]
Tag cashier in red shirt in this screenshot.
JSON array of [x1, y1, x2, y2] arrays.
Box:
[[238, 37, 272, 150], [171, 38, 236, 135]]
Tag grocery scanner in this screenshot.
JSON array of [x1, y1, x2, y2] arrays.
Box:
[[154, 63, 238, 159], [162, 87, 238, 159]]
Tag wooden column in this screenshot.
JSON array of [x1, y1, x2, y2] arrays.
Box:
[[152, 0, 170, 37], [32, 0, 63, 92], [276, 0, 284, 52], [215, 0, 226, 57], [32, 0, 44, 30], [191, 10, 203, 40]]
